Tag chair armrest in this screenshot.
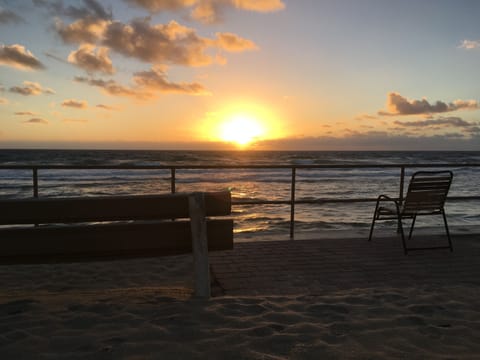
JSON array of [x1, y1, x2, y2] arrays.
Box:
[[377, 194, 399, 205]]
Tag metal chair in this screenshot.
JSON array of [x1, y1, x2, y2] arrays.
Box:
[[368, 170, 453, 254]]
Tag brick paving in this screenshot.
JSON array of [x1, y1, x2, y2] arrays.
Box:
[[209, 233, 480, 296]]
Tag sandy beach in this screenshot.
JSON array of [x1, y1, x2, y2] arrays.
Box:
[[2, 233, 480, 359]]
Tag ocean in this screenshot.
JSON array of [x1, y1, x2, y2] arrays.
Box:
[[1, 149, 479, 239]]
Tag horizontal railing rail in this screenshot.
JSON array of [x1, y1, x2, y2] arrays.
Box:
[[1, 163, 479, 238]]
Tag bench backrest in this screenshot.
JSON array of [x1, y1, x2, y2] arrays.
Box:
[[0, 191, 231, 225], [0, 191, 233, 264]]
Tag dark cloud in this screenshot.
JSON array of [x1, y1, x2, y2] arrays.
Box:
[[55, 17, 108, 44], [61, 99, 88, 108], [34, 0, 112, 20], [0, 44, 45, 71], [0, 7, 24, 24], [68, 44, 114, 74], [465, 126, 480, 134], [102, 18, 213, 66], [256, 132, 480, 151], [9, 81, 55, 96], [394, 117, 476, 128], [379, 92, 479, 116], [44, 51, 69, 64], [15, 111, 36, 115]]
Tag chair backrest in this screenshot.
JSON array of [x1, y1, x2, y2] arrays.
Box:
[[402, 170, 453, 215]]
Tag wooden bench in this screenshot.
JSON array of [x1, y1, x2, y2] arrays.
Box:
[[0, 191, 233, 298]]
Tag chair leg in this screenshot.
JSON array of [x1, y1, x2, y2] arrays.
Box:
[[442, 209, 453, 252], [398, 218, 408, 255], [368, 202, 380, 242], [408, 214, 417, 240]]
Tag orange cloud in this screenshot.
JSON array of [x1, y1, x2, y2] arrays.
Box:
[[127, 0, 285, 24], [0, 44, 45, 71], [61, 99, 89, 109], [9, 81, 55, 96], [214, 32, 258, 52]]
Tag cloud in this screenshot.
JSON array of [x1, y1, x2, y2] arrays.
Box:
[[126, 0, 285, 24], [74, 76, 137, 97], [15, 111, 36, 115], [58, 17, 257, 66], [24, 118, 48, 124], [96, 104, 117, 110], [103, 19, 214, 66], [55, 17, 108, 44], [191, 0, 285, 23], [255, 132, 480, 151], [379, 92, 479, 116], [62, 99, 89, 109], [34, 0, 112, 20], [355, 113, 378, 121], [394, 116, 477, 128], [0, 97, 8, 104], [75, 66, 211, 98], [9, 81, 55, 96], [214, 32, 257, 52], [133, 66, 211, 95], [0, 7, 24, 24], [68, 44, 114, 74], [0, 44, 45, 71], [125, 0, 197, 12], [459, 39, 480, 49], [465, 126, 480, 134]]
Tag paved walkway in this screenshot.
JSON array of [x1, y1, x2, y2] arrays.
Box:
[[209, 233, 480, 296]]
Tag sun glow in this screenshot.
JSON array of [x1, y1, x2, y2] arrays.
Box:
[[219, 114, 265, 146], [198, 101, 285, 149]]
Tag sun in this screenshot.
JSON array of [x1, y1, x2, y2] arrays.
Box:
[[219, 114, 265, 147]]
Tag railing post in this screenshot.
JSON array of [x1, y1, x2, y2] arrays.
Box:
[[399, 166, 405, 205], [171, 168, 176, 194], [33, 168, 38, 198], [290, 167, 296, 239], [397, 166, 405, 233]]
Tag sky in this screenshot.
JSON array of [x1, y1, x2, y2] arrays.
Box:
[[1, 0, 480, 151]]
